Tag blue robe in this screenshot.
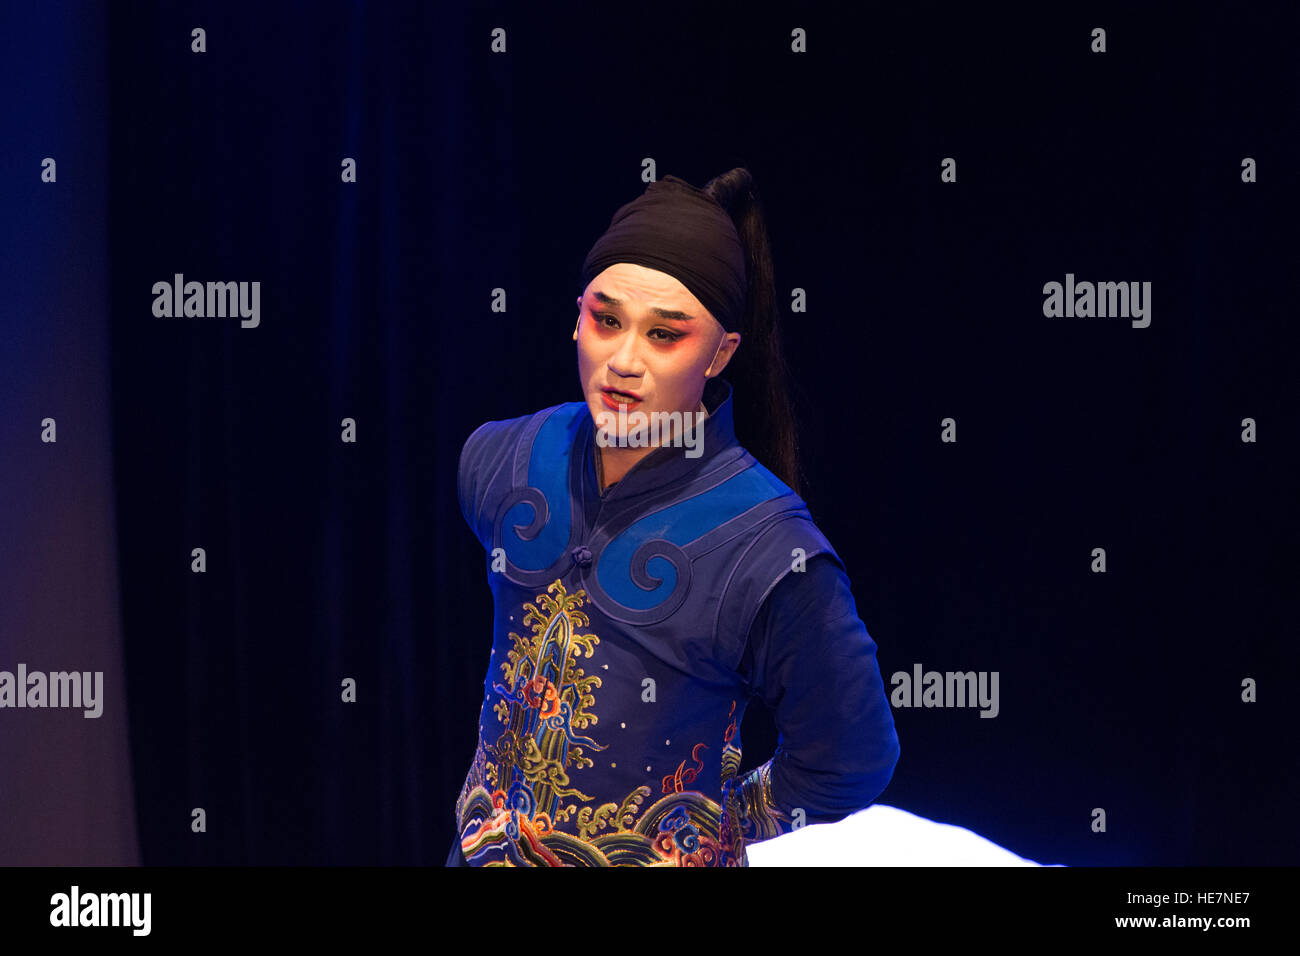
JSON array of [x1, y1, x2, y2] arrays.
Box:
[[453, 377, 900, 866]]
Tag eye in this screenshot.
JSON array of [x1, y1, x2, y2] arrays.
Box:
[[593, 312, 682, 342]]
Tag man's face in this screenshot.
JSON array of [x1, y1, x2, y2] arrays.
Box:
[[573, 263, 740, 438]]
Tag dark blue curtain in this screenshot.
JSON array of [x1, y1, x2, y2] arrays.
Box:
[[1, 0, 139, 865]]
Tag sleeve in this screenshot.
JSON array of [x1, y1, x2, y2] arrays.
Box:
[[457, 421, 495, 542], [733, 553, 901, 844]]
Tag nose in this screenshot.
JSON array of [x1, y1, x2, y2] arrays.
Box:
[[607, 330, 646, 379]]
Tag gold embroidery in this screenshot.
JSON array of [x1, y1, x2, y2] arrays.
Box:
[[575, 786, 650, 840], [457, 579, 748, 866]]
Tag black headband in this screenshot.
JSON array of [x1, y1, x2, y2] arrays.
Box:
[[579, 175, 747, 333]]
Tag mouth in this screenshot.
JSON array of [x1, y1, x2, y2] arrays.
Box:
[[600, 386, 642, 410]]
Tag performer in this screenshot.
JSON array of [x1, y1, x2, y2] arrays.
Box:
[[447, 169, 900, 866]]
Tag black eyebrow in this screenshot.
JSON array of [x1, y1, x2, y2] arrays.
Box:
[[592, 290, 696, 321]]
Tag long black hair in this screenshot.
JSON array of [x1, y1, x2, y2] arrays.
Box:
[[702, 167, 804, 499]]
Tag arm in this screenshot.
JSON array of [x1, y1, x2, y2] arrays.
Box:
[[734, 553, 901, 843]]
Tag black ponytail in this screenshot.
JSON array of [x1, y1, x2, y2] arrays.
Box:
[[703, 168, 804, 499]]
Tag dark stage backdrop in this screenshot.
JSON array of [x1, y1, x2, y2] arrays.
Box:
[[2, 1, 1295, 865]]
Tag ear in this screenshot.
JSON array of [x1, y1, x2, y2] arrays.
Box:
[[705, 332, 742, 377]]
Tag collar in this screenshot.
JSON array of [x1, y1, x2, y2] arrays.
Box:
[[581, 376, 738, 503]]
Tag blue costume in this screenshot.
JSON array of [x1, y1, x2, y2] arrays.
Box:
[[452, 377, 900, 866]]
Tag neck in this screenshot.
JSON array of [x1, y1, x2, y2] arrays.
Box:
[[595, 399, 709, 493], [595, 444, 645, 491]]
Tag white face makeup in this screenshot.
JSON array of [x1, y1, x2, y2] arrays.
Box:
[[573, 263, 740, 453]]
